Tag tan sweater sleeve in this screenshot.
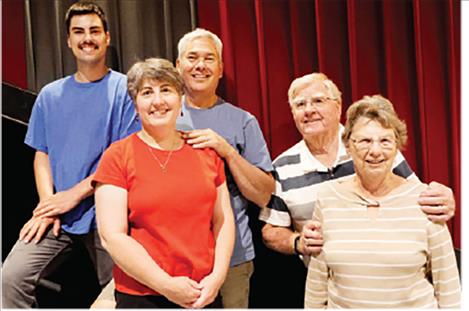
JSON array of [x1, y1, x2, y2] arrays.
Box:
[[304, 200, 328, 308], [427, 222, 461, 308]]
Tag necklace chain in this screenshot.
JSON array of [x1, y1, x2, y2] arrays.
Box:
[[145, 136, 178, 173], [147, 147, 174, 173]]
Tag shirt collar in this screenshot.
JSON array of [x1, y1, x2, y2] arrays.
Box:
[[299, 124, 350, 173], [182, 95, 224, 110]]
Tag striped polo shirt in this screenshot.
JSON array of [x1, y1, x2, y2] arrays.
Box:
[[259, 126, 414, 265], [304, 178, 460, 308]]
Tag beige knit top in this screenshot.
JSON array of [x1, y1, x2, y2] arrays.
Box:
[[304, 178, 460, 308]]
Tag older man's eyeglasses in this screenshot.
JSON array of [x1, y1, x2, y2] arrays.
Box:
[[350, 136, 396, 150], [291, 97, 336, 111]]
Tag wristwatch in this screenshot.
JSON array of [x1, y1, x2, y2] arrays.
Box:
[[294, 234, 301, 255]]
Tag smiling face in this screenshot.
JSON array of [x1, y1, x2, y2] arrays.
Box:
[[135, 79, 182, 131], [67, 13, 110, 66], [291, 82, 341, 140], [176, 37, 223, 97], [347, 118, 398, 181]]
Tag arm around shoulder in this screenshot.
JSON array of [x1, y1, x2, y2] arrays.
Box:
[[225, 116, 274, 207], [419, 181, 456, 222]]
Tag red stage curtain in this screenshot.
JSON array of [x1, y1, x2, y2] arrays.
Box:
[[197, 0, 460, 248], [3, 0, 27, 89]]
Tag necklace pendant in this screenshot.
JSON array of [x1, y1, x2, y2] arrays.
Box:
[[145, 136, 178, 173]]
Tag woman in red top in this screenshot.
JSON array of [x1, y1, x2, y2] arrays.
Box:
[[93, 58, 235, 308]]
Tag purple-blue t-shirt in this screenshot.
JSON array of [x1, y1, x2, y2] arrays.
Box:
[[177, 97, 273, 266], [25, 70, 140, 234]]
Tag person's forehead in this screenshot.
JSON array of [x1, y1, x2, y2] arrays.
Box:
[[353, 118, 393, 133], [140, 78, 170, 87], [295, 81, 329, 97], [70, 13, 104, 28], [185, 38, 217, 53]]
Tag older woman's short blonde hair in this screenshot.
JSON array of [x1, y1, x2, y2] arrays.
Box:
[[342, 95, 408, 149], [127, 58, 184, 100], [287, 72, 342, 106]]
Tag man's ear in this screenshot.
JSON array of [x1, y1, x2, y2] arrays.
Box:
[[218, 62, 224, 78], [336, 100, 342, 120], [344, 141, 351, 156]]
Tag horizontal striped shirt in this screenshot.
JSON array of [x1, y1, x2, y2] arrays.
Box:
[[259, 126, 414, 265], [304, 178, 461, 308]]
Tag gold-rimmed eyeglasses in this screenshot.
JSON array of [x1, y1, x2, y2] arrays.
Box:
[[350, 136, 396, 151], [291, 96, 337, 111]]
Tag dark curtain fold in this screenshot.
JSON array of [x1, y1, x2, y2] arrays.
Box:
[[24, 0, 196, 92], [3, 1, 28, 89], [197, 0, 460, 248]]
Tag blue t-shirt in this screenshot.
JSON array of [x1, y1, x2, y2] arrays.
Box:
[[177, 97, 273, 266], [25, 70, 141, 234]]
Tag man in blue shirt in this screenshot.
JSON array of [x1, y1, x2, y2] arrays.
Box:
[[1, 2, 139, 308], [176, 28, 275, 308]]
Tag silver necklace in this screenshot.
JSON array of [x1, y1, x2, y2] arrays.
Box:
[[147, 139, 177, 173]]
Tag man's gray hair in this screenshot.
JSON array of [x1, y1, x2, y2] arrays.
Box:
[[288, 72, 342, 106], [177, 28, 223, 61]]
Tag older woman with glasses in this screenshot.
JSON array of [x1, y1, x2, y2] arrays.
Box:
[[304, 95, 460, 308], [92, 58, 234, 309]]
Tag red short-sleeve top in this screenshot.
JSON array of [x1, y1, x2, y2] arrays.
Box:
[[93, 133, 226, 296]]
